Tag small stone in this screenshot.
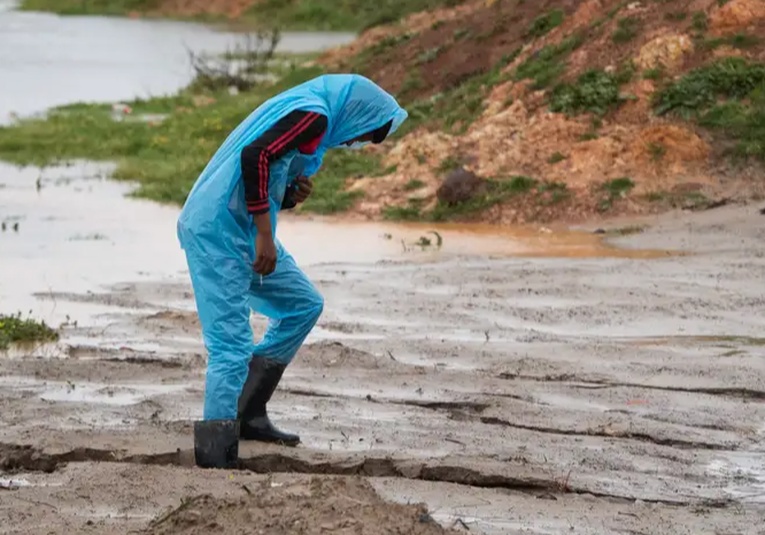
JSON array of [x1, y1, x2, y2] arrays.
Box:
[[436, 168, 487, 205]]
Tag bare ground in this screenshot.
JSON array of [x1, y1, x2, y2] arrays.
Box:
[[2, 204, 765, 534]]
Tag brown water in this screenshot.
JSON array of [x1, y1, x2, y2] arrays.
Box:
[[0, 161, 670, 329]]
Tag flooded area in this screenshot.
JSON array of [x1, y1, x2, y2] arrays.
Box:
[[2, 1, 765, 533], [0, 0, 355, 123]]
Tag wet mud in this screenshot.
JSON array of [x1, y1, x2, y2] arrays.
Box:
[[2, 164, 765, 533]]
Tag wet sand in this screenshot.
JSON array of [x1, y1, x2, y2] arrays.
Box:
[[2, 164, 765, 533]]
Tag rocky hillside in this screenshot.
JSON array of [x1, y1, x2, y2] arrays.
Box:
[[318, 0, 765, 225]]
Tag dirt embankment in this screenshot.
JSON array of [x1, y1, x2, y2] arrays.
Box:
[[319, 0, 765, 225]]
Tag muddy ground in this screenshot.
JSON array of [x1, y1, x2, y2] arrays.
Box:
[[2, 199, 765, 533]]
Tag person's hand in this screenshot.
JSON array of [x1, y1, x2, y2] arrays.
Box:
[[254, 231, 277, 276], [293, 176, 313, 203]]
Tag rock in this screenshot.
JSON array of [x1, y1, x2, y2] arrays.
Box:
[[635, 33, 694, 72], [436, 168, 486, 205]]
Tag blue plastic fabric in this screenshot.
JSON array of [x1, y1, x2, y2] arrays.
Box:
[[177, 74, 408, 421]]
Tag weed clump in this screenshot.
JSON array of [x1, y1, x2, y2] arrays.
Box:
[[514, 34, 584, 89], [526, 9, 565, 39], [0, 313, 59, 350], [549, 70, 622, 116], [654, 58, 765, 160]]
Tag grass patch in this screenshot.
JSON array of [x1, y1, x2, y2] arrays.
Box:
[[654, 57, 765, 160], [429, 176, 537, 220], [0, 62, 387, 214], [514, 34, 585, 89], [691, 11, 708, 32], [300, 150, 390, 214], [0, 65, 330, 207], [248, 0, 467, 31], [702, 33, 760, 51], [400, 49, 522, 135], [548, 152, 567, 164], [384, 177, 571, 222], [643, 66, 665, 80], [21, 0, 467, 31], [526, 9, 565, 39], [383, 199, 424, 221], [597, 177, 634, 211], [665, 11, 687, 22], [612, 16, 642, 43], [645, 190, 716, 210], [549, 69, 623, 116], [404, 179, 426, 191], [20, 0, 159, 15], [0, 313, 59, 350]]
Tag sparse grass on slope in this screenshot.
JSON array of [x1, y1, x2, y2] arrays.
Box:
[[655, 57, 765, 160], [20, 0, 468, 31]]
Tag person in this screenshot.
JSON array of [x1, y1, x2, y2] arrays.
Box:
[[176, 73, 408, 469]]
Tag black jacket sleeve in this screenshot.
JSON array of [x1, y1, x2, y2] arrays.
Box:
[[240, 110, 328, 215]]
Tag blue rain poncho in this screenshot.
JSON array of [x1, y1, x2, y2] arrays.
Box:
[[177, 74, 408, 421]]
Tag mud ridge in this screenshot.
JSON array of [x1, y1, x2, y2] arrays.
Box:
[[479, 416, 735, 451], [498, 373, 765, 400], [285, 388, 491, 414], [0, 442, 734, 508]]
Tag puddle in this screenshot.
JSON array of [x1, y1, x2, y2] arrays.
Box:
[[0, 161, 188, 327], [0, 0, 355, 123], [0, 161, 672, 338], [0, 478, 30, 489]]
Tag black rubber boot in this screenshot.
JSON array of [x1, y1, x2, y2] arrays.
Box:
[[237, 356, 300, 446], [193, 419, 239, 469]]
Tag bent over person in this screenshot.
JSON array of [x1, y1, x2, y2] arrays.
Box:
[[177, 74, 408, 468]]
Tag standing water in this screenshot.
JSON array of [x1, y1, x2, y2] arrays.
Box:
[[0, 0, 355, 123]]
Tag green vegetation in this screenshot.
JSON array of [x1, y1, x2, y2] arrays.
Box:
[[252, 0, 466, 31], [20, 0, 467, 31], [549, 69, 623, 116], [547, 152, 567, 164], [691, 11, 708, 32], [20, 0, 158, 16], [0, 66, 331, 207], [702, 33, 760, 51], [0, 313, 59, 350], [654, 57, 765, 160], [514, 34, 584, 89], [400, 49, 521, 135], [665, 11, 687, 22], [645, 189, 716, 210], [526, 9, 565, 39], [597, 177, 634, 211], [0, 58, 393, 215], [404, 179, 426, 191], [384, 176, 570, 222], [643, 66, 665, 80], [612, 16, 642, 43]]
